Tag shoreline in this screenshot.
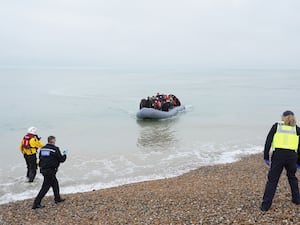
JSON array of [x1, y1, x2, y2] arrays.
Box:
[[0, 151, 259, 206], [1, 153, 300, 224]]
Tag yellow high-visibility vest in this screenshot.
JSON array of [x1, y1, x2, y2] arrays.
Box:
[[272, 122, 299, 151]]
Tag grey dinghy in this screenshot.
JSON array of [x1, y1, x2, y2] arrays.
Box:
[[136, 105, 185, 119]]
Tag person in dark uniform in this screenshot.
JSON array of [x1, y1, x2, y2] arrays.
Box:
[[260, 110, 300, 212], [32, 136, 67, 209]]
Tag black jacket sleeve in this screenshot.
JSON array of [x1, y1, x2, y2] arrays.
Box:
[[263, 123, 277, 160], [55, 147, 67, 163]]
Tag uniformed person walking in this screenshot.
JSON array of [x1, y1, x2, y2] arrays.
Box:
[[261, 110, 300, 211], [32, 135, 67, 209]]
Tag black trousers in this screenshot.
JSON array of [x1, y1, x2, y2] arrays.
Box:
[[24, 154, 37, 182], [262, 150, 300, 209], [34, 168, 61, 205]]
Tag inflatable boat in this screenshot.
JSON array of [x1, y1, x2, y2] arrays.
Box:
[[136, 105, 185, 119]]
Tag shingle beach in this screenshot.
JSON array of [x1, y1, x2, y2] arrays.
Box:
[[1, 153, 300, 225]]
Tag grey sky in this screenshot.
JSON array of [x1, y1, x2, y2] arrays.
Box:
[[1, 0, 300, 69]]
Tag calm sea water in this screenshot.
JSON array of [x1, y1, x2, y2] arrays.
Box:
[[0, 68, 299, 204]]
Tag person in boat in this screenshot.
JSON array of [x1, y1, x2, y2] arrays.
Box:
[[161, 100, 171, 112], [156, 93, 164, 101], [170, 94, 181, 106], [153, 99, 162, 110], [20, 127, 44, 182], [139, 99, 146, 109], [139, 96, 152, 109], [145, 96, 152, 108]]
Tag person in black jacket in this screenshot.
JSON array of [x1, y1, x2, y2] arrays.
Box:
[[260, 110, 300, 212], [32, 136, 67, 209]]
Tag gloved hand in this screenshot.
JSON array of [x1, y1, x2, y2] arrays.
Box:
[[264, 159, 270, 166], [297, 164, 300, 169], [35, 135, 41, 141], [63, 150, 68, 155]]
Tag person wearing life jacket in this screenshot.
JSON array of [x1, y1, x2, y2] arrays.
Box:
[[153, 99, 162, 110], [170, 94, 181, 106], [19, 127, 44, 182], [260, 110, 300, 212]]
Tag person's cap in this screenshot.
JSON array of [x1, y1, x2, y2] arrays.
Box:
[[282, 110, 294, 117]]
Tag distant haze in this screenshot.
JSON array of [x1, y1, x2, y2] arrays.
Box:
[[1, 0, 300, 69]]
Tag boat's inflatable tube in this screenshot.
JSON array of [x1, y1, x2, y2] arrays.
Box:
[[136, 105, 185, 119]]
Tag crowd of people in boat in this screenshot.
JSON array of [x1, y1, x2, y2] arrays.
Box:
[[139, 93, 181, 111]]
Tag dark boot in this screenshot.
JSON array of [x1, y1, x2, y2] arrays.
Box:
[[32, 203, 45, 209], [55, 198, 65, 204]]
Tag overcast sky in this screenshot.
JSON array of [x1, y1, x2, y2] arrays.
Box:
[[1, 0, 300, 69]]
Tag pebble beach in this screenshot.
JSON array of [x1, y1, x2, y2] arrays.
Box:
[[1, 153, 300, 225]]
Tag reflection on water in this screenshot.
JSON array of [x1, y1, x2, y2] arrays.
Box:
[[136, 118, 179, 151]]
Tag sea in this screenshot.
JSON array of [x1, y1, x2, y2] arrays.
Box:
[[0, 67, 300, 204]]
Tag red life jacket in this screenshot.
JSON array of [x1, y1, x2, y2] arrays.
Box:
[[22, 134, 35, 149]]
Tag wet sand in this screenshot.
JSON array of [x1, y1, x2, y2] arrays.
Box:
[[0, 153, 299, 224]]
